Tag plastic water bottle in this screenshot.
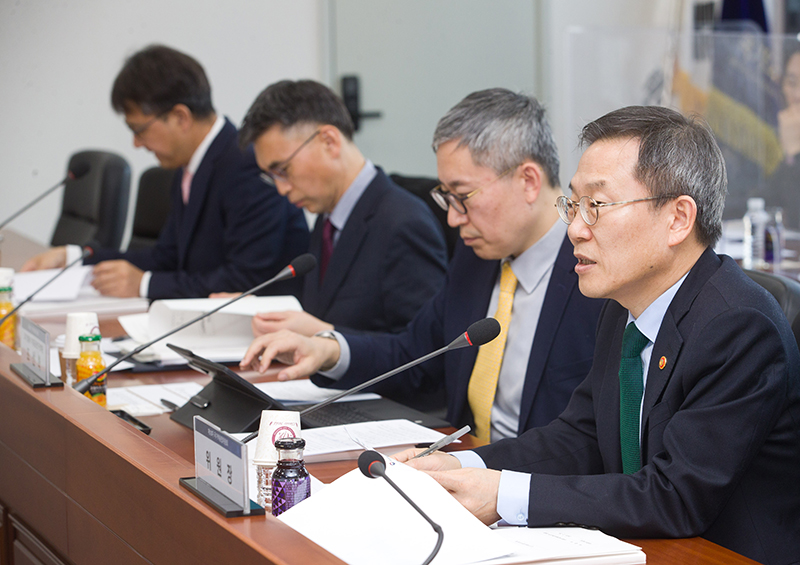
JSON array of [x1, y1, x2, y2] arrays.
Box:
[[743, 198, 769, 270]]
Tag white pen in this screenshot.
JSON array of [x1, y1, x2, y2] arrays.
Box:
[[412, 425, 471, 458]]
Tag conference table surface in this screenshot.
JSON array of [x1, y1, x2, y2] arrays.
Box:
[[0, 230, 761, 565]]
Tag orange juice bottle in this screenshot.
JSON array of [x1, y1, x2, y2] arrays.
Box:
[[0, 268, 17, 349], [76, 334, 106, 406]]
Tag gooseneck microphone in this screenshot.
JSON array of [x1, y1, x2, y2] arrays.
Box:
[[299, 317, 501, 416], [0, 162, 91, 231], [73, 253, 316, 395], [358, 450, 443, 565], [0, 245, 95, 328]]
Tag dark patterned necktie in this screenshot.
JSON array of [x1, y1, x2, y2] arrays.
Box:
[[319, 218, 335, 283], [619, 322, 649, 474]]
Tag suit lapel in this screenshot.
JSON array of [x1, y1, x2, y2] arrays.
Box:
[[177, 119, 235, 267], [314, 177, 384, 316], [517, 236, 577, 432], [639, 248, 720, 456]]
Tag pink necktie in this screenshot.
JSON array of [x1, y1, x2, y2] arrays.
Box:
[[181, 169, 193, 205]]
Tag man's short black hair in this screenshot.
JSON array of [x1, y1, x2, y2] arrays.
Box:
[[239, 80, 354, 148], [111, 44, 214, 118]]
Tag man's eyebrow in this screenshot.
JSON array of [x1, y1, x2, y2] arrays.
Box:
[[568, 179, 606, 194]]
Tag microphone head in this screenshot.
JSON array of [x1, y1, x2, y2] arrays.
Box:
[[358, 450, 386, 479], [82, 240, 100, 258], [68, 162, 91, 180], [289, 253, 317, 278], [465, 318, 501, 347]]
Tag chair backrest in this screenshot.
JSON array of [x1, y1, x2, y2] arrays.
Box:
[[127, 166, 175, 251], [50, 150, 131, 250], [744, 269, 800, 350], [389, 173, 459, 258]]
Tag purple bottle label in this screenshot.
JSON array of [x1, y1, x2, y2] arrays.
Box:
[[272, 476, 310, 516]]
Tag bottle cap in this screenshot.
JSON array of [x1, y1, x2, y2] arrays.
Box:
[[274, 438, 305, 451], [78, 334, 102, 342], [0, 268, 14, 288]]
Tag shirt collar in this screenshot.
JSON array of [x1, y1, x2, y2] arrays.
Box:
[[505, 220, 567, 295], [327, 160, 377, 231], [185, 115, 225, 176], [627, 271, 690, 343]]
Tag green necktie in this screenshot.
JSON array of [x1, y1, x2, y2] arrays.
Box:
[[619, 322, 649, 474]]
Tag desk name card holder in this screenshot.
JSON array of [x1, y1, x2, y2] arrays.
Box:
[[179, 415, 264, 518], [11, 317, 62, 388]]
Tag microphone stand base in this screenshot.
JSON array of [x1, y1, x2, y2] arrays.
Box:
[[11, 363, 64, 389]]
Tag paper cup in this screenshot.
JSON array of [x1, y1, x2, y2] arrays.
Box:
[[63, 312, 99, 359]]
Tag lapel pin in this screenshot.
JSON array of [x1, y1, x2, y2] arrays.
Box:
[[658, 356, 667, 370]]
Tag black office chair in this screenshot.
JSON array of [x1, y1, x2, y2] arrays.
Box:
[[389, 173, 459, 259], [127, 166, 175, 250], [50, 150, 131, 250], [744, 269, 800, 350]]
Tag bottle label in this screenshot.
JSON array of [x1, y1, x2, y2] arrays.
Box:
[[271, 476, 310, 516]]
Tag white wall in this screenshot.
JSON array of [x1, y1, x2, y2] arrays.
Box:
[[0, 0, 324, 246]]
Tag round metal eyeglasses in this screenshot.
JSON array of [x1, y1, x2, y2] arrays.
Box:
[[556, 194, 675, 226]]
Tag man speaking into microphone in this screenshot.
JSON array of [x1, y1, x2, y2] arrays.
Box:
[[22, 45, 309, 299], [242, 89, 604, 442]]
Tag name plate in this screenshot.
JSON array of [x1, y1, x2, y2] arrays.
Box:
[[10, 316, 61, 388], [192, 415, 250, 515]]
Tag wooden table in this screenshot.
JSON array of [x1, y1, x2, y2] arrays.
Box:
[[0, 347, 760, 565]]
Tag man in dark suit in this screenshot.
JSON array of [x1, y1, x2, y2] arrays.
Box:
[[241, 89, 603, 441], [21, 45, 309, 299], [398, 106, 800, 564], [237, 79, 447, 336]]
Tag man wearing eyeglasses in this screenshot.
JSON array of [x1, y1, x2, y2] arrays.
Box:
[[236, 79, 448, 338], [21, 45, 309, 299], [393, 106, 800, 564], [242, 88, 603, 441]]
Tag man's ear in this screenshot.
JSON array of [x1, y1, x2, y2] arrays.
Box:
[[667, 195, 697, 247], [519, 161, 544, 204], [169, 104, 194, 132], [318, 124, 344, 159]]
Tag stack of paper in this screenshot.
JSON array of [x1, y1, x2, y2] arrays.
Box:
[[117, 295, 302, 364], [106, 381, 204, 416], [278, 457, 646, 565]]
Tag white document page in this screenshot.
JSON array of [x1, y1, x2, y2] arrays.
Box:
[[254, 379, 379, 404], [278, 459, 515, 565], [483, 527, 645, 565], [300, 419, 445, 460], [106, 381, 203, 416], [13, 265, 91, 302]]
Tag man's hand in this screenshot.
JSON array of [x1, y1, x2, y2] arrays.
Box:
[[252, 310, 333, 337], [240, 330, 341, 380], [91, 260, 144, 297], [426, 468, 502, 525], [20, 247, 67, 271]]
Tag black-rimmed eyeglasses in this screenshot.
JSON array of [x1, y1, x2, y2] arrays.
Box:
[[429, 166, 517, 214]]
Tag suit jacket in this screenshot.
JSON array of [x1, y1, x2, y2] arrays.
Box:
[[314, 235, 603, 435], [476, 248, 800, 565], [88, 119, 309, 298], [303, 168, 447, 333]]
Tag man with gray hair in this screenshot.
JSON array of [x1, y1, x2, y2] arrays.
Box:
[[242, 88, 604, 441], [397, 106, 800, 564]]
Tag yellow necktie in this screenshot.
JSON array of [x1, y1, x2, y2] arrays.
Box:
[[467, 262, 517, 443]]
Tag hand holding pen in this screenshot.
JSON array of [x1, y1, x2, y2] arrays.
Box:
[[412, 425, 471, 459]]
